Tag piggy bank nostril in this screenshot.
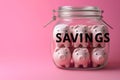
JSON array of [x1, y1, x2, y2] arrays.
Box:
[[79, 57, 83, 60], [98, 56, 103, 60], [65, 30, 68, 32], [81, 57, 83, 59], [60, 55, 65, 59]]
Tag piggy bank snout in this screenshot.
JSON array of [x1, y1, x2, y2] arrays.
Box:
[[59, 54, 66, 60], [78, 55, 85, 60], [97, 56, 104, 61]]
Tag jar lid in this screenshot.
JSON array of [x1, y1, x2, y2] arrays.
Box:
[[58, 6, 103, 18], [58, 6, 103, 12]]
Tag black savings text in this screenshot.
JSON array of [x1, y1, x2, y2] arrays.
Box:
[[56, 33, 110, 43]]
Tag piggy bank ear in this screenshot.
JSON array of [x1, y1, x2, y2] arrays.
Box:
[[65, 48, 68, 51], [88, 25, 92, 31], [92, 25, 98, 29], [84, 25, 87, 29], [93, 48, 98, 53], [101, 48, 105, 52], [100, 48, 106, 55], [74, 48, 80, 53], [84, 25, 88, 32], [55, 47, 60, 52], [100, 25, 105, 28], [98, 25, 105, 29], [83, 48, 88, 52], [69, 25, 74, 30], [73, 48, 78, 53], [100, 25, 106, 31], [74, 25, 79, 29]]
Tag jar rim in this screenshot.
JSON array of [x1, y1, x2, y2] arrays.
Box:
[[58, 6, 103, 18], [58, 6, 103, 12]]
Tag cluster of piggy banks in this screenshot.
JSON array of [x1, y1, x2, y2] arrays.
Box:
[[52, 24, 108, 69], [53, 47, 107, 68]]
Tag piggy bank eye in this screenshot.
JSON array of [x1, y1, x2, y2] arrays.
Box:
[[76, 30, 78, 32], [84, 53, 87, 55], [76, 53, 79, 55], [65, 30, 68, 32], [103, 29, 105, 32], [84, 29, 87, 32], [95, 29, 97, 32], [65, 52, 67, 54], [103, 53, 106, 55], [96, 53, 98, 55]]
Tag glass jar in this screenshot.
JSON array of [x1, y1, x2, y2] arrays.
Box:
[[51, 6, 110, 70]]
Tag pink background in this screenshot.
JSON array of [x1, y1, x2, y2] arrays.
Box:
[[0, 0, 120, 80]]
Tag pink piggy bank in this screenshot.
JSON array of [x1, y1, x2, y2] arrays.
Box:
[[72, 48, 90, 68], [89, 25, 108, 47], [71, 25, 88, 48], [92, 48, 107, 67], [53, 47, 71, 68], [53, 24, 70, 47]]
